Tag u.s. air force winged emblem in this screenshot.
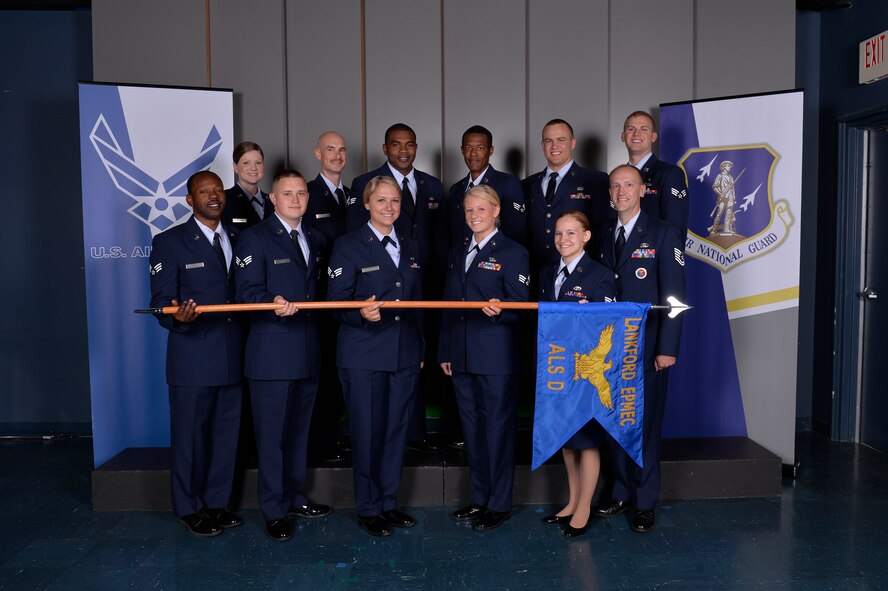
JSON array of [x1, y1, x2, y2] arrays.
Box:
[[573, 323, 615, 410], [679, 145, 793, 271], [89, 114, 224, 237]]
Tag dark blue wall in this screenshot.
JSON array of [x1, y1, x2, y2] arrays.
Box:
[[0, 10, 93, 434], [811, 0, 888, 432]]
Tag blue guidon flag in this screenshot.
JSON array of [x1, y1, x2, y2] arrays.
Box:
[[532, 302, 650, 470]]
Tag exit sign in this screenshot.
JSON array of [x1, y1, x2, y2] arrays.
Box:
[[860, 30, 887, 84]]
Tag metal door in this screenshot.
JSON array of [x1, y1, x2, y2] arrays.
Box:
[[859, 127, 888, 453]]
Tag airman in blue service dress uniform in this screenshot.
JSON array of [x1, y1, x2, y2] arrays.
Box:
[[439, 185, 530, 532], [594, 165, 686, 533], [327, 176, 425, 537], [537, 210, 616, 538], [523, 119, 610, 282], [234, 169, 331, 542], [348, 123, 447, 452], [621, 111, 689, 243], [149, 171, 243, 537], [222, 141, 273, 230], [447, 125, 526, 249], [305, 131, 352, 463]]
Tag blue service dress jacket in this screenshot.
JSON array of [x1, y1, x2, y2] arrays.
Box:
[[598, 211, 685, 369], [639, 153, 689, 243], [149, 216, 242, 387], [326, 224, 425, 371], [305, 174, 349, 256], [523, 162, 610, 271], [537, 252, 615, 304], [234, 215, 324, 380], [223, 184, 273, 230], [438, 233, 530, 375], [447, 166, 526, 249], [347, 164, 447, 294]]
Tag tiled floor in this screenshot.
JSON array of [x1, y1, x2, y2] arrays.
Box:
[[0, 432, 885, 590]]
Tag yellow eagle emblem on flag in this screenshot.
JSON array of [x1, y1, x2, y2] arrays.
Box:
[[573, 324, 615, 410]]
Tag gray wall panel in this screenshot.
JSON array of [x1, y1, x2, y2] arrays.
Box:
[[286, 0, 364, 180], [363, 0, 443, 179], [441, 0, 526, 184], [607, 0, 694, 170], [696, 0, 796, 99], [210, 0, 289, 179], [730, 309, 799, 463], [527, 0, 609, 174], [92, 0, 206, 87]]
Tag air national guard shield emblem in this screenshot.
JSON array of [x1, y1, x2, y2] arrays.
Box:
[[678, 145, 793, 271]]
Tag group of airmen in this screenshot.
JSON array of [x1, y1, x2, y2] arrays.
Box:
[[149, 110, 688, 541]]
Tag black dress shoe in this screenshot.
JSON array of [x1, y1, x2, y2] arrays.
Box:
[[630, 509, 656, 533], [592, 499, 632, 517], [205, 508, 242, 528], [473, 510, 511, 531], [289, 503, 332, 519], [265, 518, 292, 541], [179, 512, 222, 537], [359, 515, 393, 537], [447, 440, 466, 451], [407, 439, 441, 453], [562, 521, 589, 537], [542, 513, 572, 525], [381, 508, 416, 528], [452, 503, 486, 522]]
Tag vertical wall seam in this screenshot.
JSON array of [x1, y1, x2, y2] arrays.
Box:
[[205, 0, 212, 86], [440, 0, 446, 180], [360, 0, 367, 173], [524, 0, 529, 177], [281, 0, 290, 165]]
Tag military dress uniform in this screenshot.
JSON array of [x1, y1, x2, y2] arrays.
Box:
[[326, 224, 424, 518], [223, 184, 274, 230], [538, 251, 616, 448], [523, 162, 610, 281], [149, 216, 243, 518], [305, 174, 352, 460], [349, 164, 448, 445], [637, 153, 689, 243], [447, 166, 526, 249], [598, 211, 685, 510], [234, 214, 324, 522], [438, 230, 529, 516]]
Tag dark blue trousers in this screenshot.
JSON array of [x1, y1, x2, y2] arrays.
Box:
[[451, 372, 517, 513], [339, 367, 419, 517], [168, 384, 242, 517], [611, 368, 669, 510], [249, 378, 318, 521]]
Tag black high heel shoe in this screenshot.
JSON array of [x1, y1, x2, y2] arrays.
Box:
[[562, 521, 589, 537], [542, 514, 572, 525]]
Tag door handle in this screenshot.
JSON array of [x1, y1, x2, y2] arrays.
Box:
[[859, 287, 879, 300]]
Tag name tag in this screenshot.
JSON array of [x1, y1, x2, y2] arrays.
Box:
[[361, 265, 380, 273], [185, 262, 205, 269], [274, 258, 291, 265], [232, 218, 248, 224], [315, 213, 331, 219]]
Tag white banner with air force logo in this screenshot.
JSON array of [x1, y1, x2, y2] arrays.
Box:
[[79, 83, 233, 467]]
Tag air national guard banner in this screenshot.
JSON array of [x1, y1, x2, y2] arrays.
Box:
[[660, 90, 803, 464], [79, 83, 233, 467], [533, 302, 650, 470]]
